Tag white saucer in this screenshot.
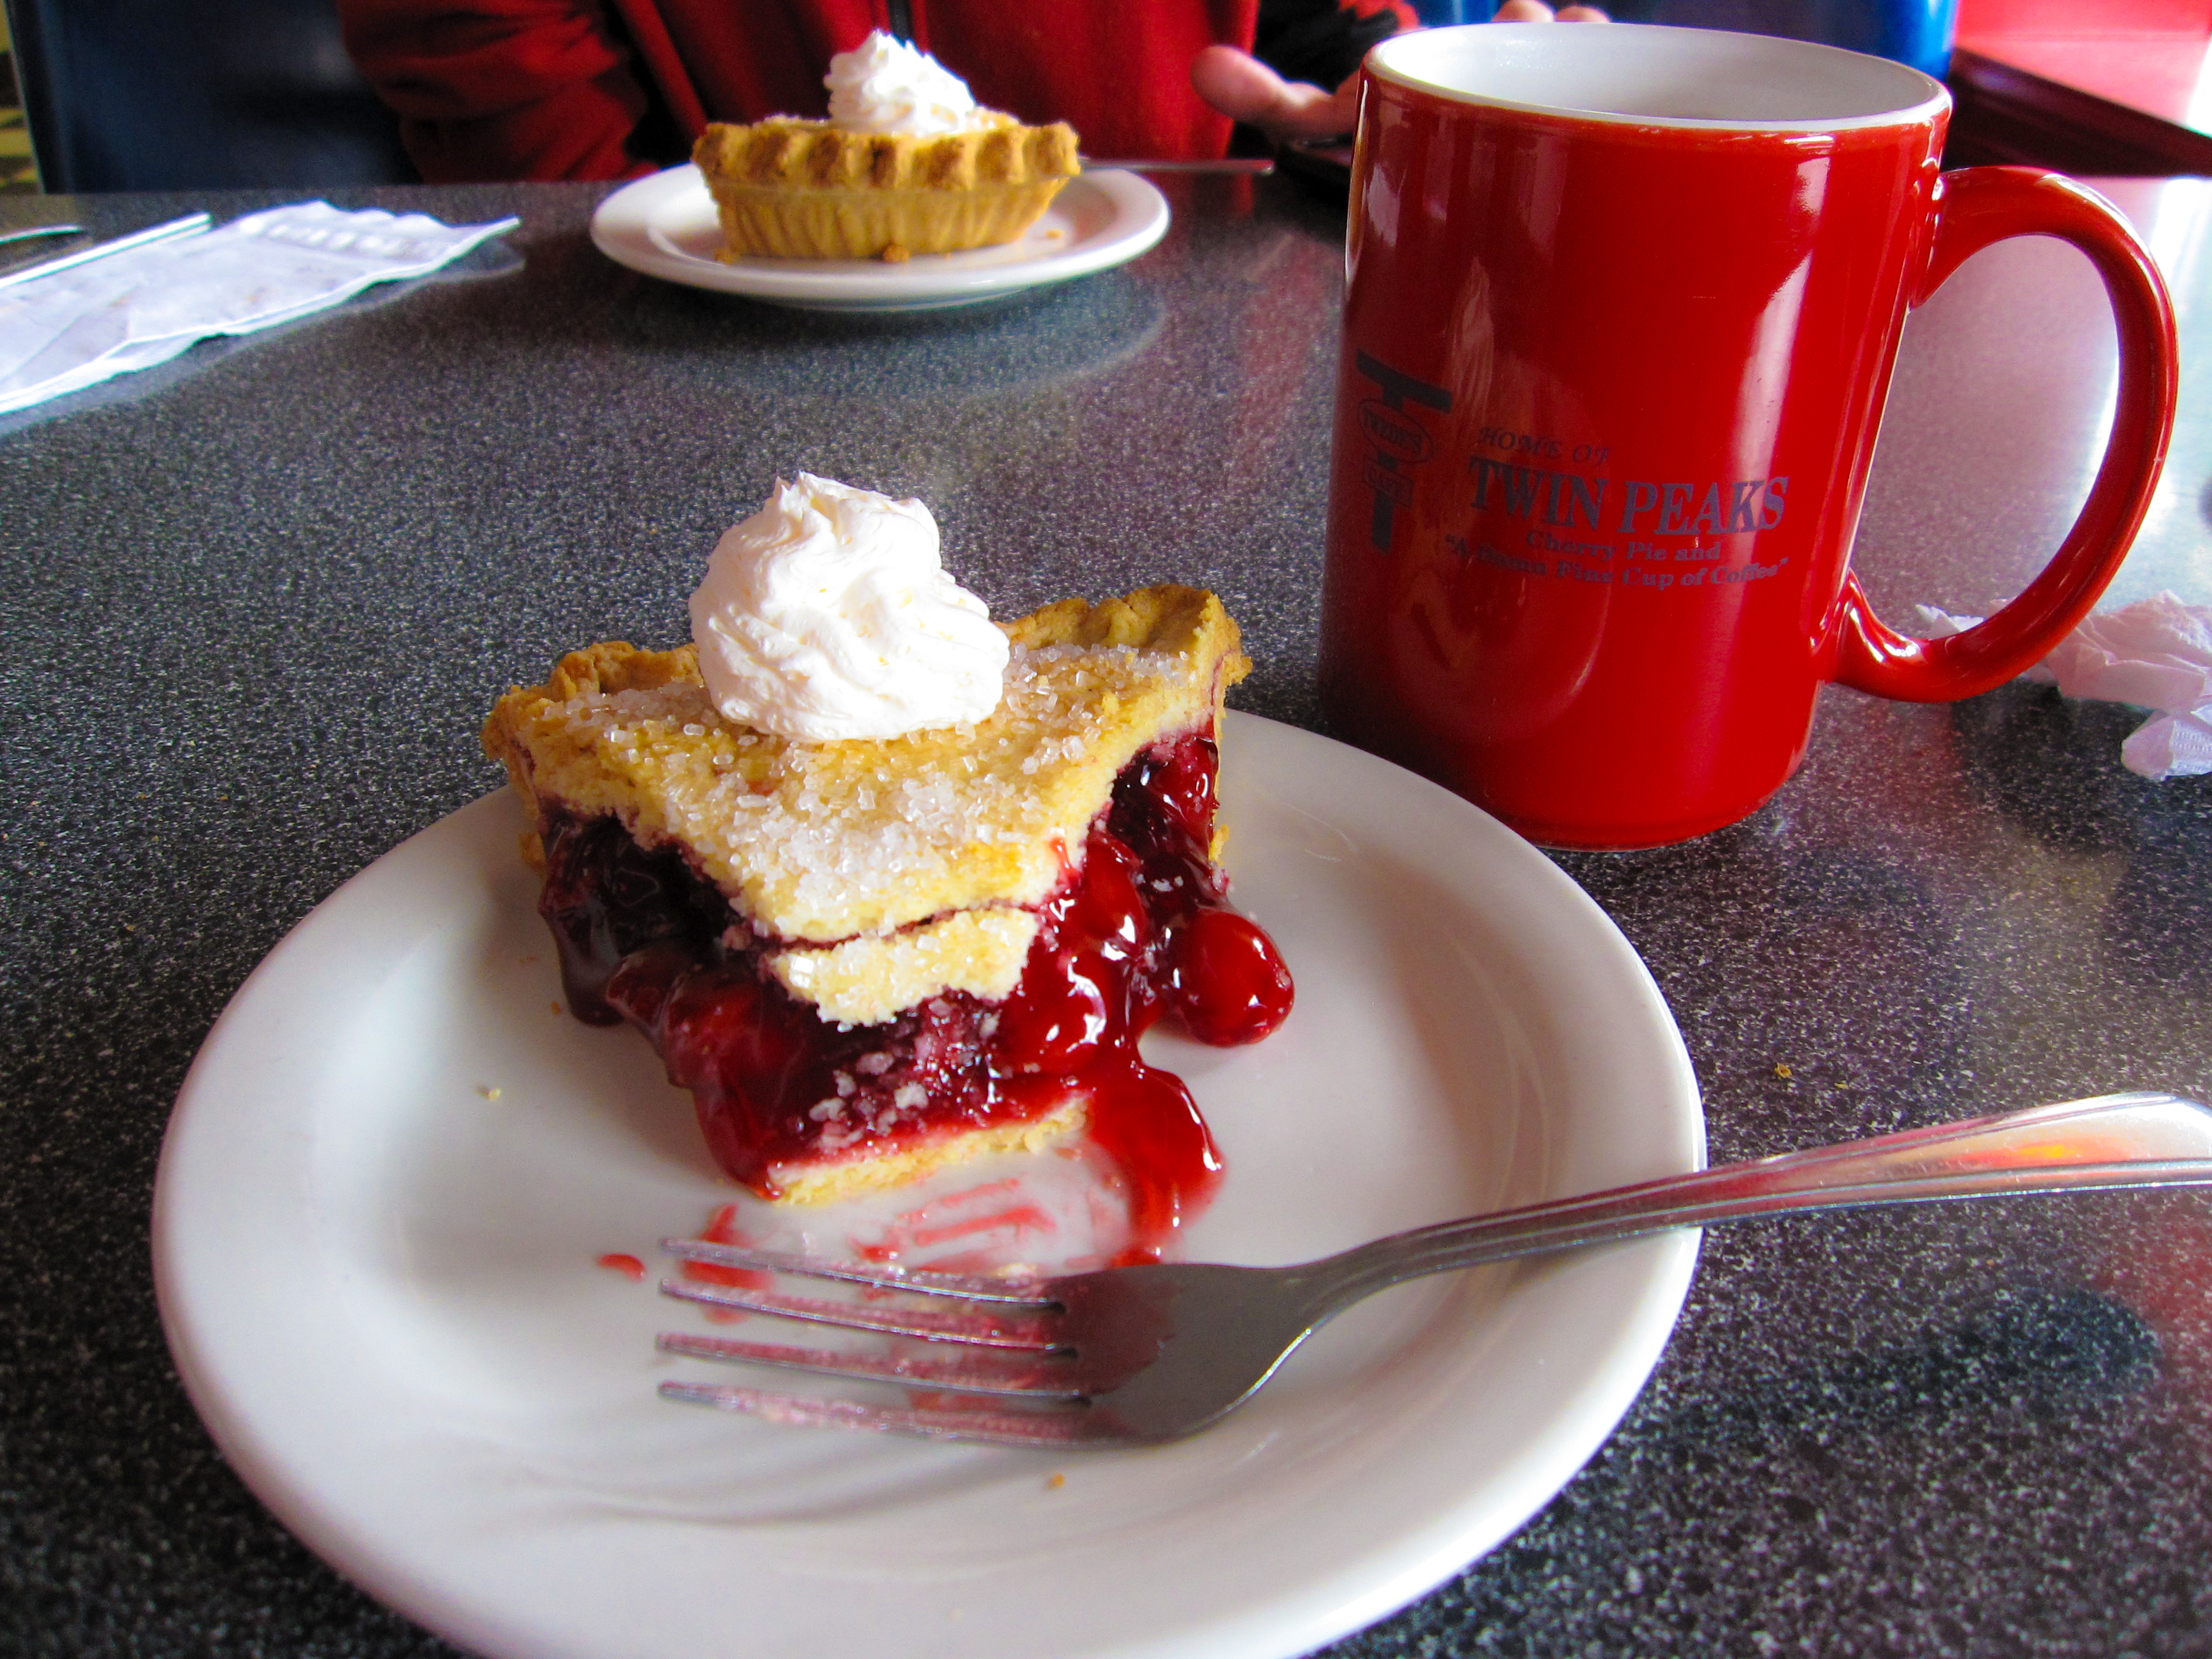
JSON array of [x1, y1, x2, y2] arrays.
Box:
[[154, 712, 1702, 1659], [589, 164, 1171, 311]]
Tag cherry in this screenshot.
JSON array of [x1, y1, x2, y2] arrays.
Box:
[[1116, 734, 1219, 851], [993, 950, 1113, 1071], [1167, 908, 1295, 1045], [540, 815, 705, 1022], [1064, 832, 1148, 963]]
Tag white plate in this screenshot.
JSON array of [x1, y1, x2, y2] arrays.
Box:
[[155, 712, 1703, 1659], [589, 164, 1171, 311]]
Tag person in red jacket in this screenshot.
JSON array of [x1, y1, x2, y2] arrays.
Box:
[[338, 0, 1601, 184]]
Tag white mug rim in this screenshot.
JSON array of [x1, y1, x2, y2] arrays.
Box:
[[1367, 22, 1951, 135]]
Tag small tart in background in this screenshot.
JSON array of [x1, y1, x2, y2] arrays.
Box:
[[692, 116, 1082, 263]]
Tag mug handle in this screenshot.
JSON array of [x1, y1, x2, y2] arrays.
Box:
[[1830, 168, 2179, 702]]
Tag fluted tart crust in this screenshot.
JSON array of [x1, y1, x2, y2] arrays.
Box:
[[692, 116, 1081, 262]]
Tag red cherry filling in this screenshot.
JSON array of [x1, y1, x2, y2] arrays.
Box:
[[1168, 909, 1298, 1047], [535, 733, 1293, 1249]]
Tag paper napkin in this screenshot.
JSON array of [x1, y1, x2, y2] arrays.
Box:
[[0, 202, 518, 415], [1917, 592, 2212, 780]]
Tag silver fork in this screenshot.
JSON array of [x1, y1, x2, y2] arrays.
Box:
[[655, 1090, 2212, 1448]]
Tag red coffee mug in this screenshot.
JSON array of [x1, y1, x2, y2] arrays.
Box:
[[1318, 24, 2178, 850]]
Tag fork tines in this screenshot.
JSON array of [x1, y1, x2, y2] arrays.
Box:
[[661, 1276, 1062, 1347], [657, 1329, 1086, 1397], [658, 1378, 1116, 1446], [663, 1239, 1057, 1304], [655, 1239, 1106, 1441], [659, 1238, 1065, 1349]]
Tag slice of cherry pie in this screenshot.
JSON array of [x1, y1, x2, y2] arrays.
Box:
[[482, 586, 1293, 1242]]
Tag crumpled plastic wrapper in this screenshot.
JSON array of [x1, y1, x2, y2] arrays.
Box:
[[0, 203, 517, 415], [1917, 591, 2212, 780]]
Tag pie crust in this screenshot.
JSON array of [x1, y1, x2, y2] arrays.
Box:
[[485, 586, 1245, 1021], [692, 116, 1081, 261]]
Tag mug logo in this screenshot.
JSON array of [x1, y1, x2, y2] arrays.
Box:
[[1358, 400, 1433, 463], [1353, 351, 1450, 551]]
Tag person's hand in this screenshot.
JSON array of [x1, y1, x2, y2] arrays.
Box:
[[1190, 44, 1364, 143], [1493, 0, 1611, 19], [1191, 4, 1608, 144]]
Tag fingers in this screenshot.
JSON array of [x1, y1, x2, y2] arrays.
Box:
[[1190, 44, 1363, 140], [1493, 1, 1612, 18], [1191, 8, 1616, 146]]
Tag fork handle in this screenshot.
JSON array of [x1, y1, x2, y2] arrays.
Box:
[[1309, 1091, 2212, 1308]]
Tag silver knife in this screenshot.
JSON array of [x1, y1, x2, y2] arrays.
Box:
[[0, 212, 214, 293], [1080, 158, 1276, 175], [0, 224, 85, 250]]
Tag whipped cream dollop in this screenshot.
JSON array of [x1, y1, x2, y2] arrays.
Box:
[[688, 474, 1009, 742], [824, 30, 996, 136]]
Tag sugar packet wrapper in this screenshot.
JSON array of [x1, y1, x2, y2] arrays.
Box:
[[1917, 592, 2212, 780], [0, 203, 518, 415]]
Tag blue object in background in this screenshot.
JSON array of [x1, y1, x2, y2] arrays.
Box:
[[1476, 0, 1959, 79], [4, 0, 416, 190]]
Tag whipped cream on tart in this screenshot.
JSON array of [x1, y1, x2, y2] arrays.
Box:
[[484, 562, 1293, 1238], [692, 31, 1079, 263]]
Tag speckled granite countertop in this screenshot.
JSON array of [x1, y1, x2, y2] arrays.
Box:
[[3, 175, 2207, 1658]]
